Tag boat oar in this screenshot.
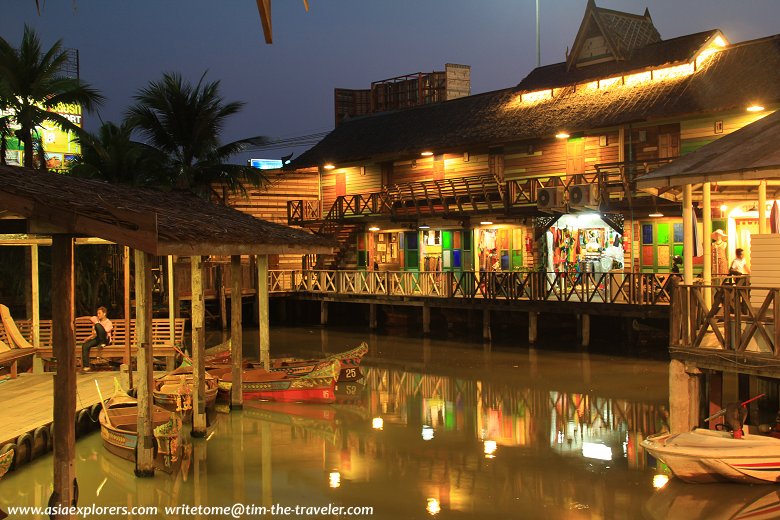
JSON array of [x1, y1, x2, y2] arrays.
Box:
[[173, 345, 193, 365], [95, 380, 113, 428], [704, 393, 766, 422]]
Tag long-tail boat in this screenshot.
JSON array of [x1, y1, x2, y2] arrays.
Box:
[[0, 448, 12, 479], [209, 342, 368, 382], [215, 359, 340, 404], [98, 393, 182, 469], [153, 365, 219, 417]]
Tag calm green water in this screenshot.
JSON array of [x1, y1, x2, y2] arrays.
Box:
[[0, 327, 755, 519]]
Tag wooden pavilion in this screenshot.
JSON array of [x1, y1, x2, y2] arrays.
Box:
[[636, 109, 780, 433], [0, 165, 333, 516]]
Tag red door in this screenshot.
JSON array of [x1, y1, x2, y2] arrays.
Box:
[[335, 172, 346, 197]]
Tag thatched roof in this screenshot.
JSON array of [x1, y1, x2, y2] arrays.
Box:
[[291, 34, 780, 169], [0, 165, 335, 256], [636, 109, 780, 188]]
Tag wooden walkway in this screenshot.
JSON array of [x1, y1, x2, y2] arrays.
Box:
[[0, 371, 152, 446]]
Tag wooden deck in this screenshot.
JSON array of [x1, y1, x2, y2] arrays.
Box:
[[0, 371, 158, 446]]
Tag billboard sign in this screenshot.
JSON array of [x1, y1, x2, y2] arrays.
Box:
[[249, 158, 283, 170]]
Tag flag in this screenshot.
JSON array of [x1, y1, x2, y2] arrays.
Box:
[[692, 209, 704, 257], [771, 200, 780, 234]]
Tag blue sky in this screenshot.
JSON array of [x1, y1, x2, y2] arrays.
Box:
[[2, 0, 779, 161]]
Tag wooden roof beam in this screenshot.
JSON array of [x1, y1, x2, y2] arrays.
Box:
[[257, 0, 273, 44]]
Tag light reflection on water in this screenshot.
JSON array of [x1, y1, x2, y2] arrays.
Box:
[[0, 326, 752, 519]]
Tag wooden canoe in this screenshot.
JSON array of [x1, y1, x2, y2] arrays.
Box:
[[98, 395, 182, 469], [216, 359, 340, 404], [153, 365, 219, 416]]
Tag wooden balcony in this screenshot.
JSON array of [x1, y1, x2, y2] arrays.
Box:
[[670, 281, 780, 377], [269, 269, 675, 307]]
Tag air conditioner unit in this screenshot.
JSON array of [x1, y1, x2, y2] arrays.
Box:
[[569, 184, 599, 208], [537, 187, 565, 210]]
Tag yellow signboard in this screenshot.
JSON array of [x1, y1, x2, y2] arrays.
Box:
[[2, 102, 82, 169]]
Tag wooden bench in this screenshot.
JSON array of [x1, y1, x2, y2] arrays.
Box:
[[0, 304, 37, 378], [19, 316, 186, 369]]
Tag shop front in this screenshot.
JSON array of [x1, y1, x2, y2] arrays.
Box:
[[542, 213, 624, 275]]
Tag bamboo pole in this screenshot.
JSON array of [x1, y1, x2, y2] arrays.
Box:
[[31, 244, 42, 373], [134, 250, 154, 477], [191, 256, 207, 437], [50, 235, 76, 516], [257, 255, 270, 370], [123, 247, 132, 388], [231, 255, 243, 408]]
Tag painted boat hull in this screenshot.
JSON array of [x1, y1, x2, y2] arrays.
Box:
[[218, 359, 340, 404], [153, 368, 219, 416], [642, 428, 780, 484], [98, 396, 181, 469]]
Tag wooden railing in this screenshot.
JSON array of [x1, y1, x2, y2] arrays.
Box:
[[671, 281, 779, 354], [268, 270, 675, 305]]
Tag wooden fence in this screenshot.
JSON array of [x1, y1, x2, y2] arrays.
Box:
[[269, 270, 675, 305]]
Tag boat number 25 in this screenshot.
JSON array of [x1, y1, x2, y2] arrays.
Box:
[[345, 368, 357, 379]]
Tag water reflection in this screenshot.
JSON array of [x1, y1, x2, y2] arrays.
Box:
[[0, 327, 697, 519]]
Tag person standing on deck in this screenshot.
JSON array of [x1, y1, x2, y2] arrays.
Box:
[[81, 306, 113, 372], [729, 248, 750, 276]]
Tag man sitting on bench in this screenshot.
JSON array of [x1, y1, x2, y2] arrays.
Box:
[[81, 306, 113, 372]]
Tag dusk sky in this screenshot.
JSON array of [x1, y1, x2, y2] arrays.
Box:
[[3, 1, 780, 162]]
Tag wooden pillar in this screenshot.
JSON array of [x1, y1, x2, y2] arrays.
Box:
[[166, 256, 176, 370], [191, 256, 207, 437], [580, 313, 590, 348], [50, 235, 76, 515], [369, 303, 377, 330], [669, 359, 701, 433], [31, 244, 43, 373], [134, 250, 155, 476], [703, 182, 712, 304], [482, 308, 491, 342], [422, 303, 431, 336], [759, 180, 768, 234], [219, 264, 228, 331], [257, 255, 270, 370], [707, 372, 724, 430], [528, 312, 538, 345], [683, 184, 694, 286], [320, 301, 328, 326], [123, 247, 132, 377], [231, 255, 244, 409]]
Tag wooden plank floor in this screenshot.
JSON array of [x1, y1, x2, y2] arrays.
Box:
[[0, 372, 156, 446]]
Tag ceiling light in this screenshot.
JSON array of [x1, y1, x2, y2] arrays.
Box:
[[746, 105, 765, 112], [323, 163, 335, 170], [555, 132, 570, 139], [720, 204, 728, 212], [419, 223, 430, 229], [420, 151, 434, 157], [480, 221, 493, 225], [368, 226, 380, 232], [648, 212, 664, 218]]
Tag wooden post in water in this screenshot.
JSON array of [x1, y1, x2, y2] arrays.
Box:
[[31, 244, 43, 373], [123, 247, 132, 386], [369, 303, 377, 330], [231, 255, 244, 408], [581, 314, 590, 348], [320, 301, 328, 326], [257, 255, 270, 370], [134, 250, 155, 476], [482, 308, 491, 342], [50, 235, 76, 515], [219, 263, 228, 331], [528, 312, 538, 344], [167, 256, 176, 371], [707, 372, 724, 430], [191, 255, 207, 437], [422, 303, 431, 336]]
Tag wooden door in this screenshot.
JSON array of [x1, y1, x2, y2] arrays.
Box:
[[335, 172, 346, 197], [566, 138, 585, 177]]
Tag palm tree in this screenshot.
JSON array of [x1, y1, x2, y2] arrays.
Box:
[[0, 25, 103, 168], [69, 121, 166, 186], [126, 72, 268, 198]]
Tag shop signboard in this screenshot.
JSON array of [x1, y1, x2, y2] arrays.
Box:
[[0, 102, 82, 166]]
